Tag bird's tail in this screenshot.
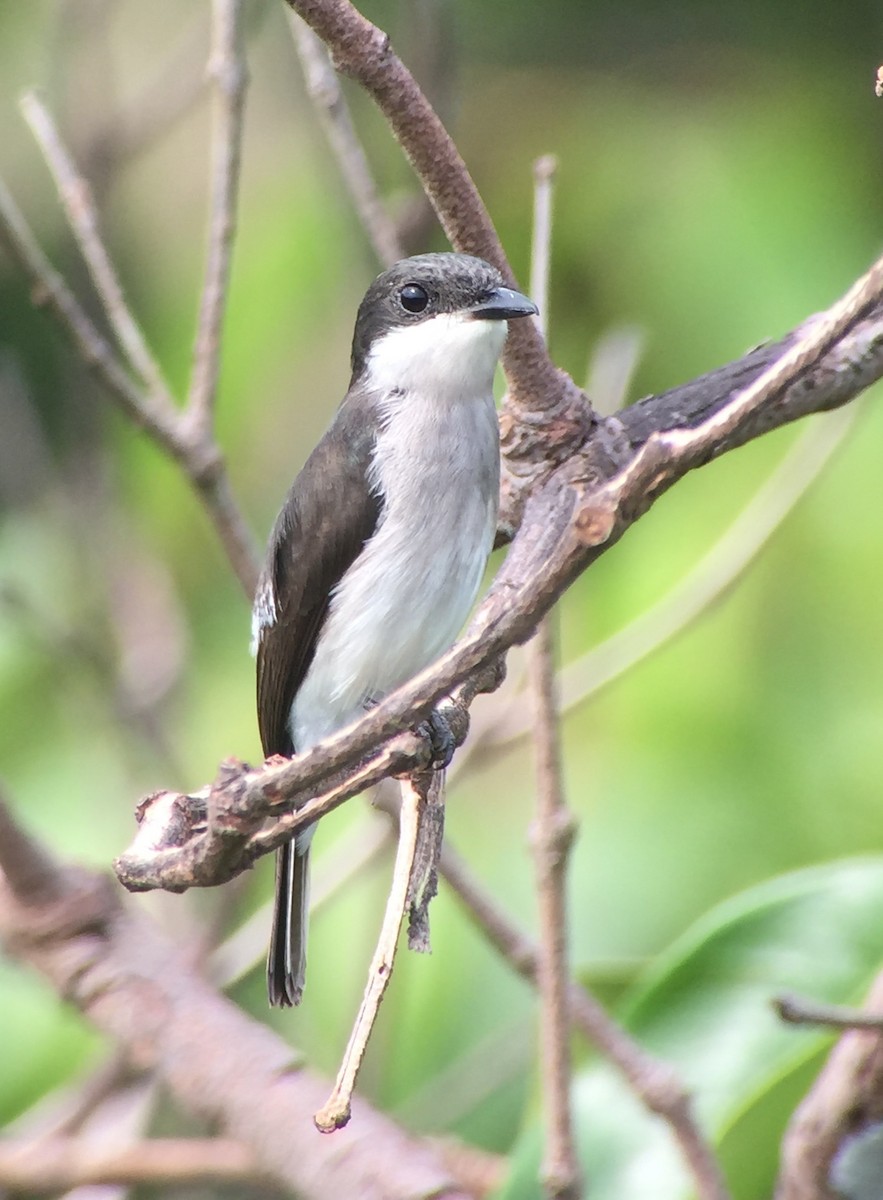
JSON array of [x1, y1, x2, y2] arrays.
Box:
[[267, 836, 311, 1007]]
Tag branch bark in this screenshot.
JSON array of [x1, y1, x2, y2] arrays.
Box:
[[114, 270, 883, 898], [777, 971, 883, 1200], [0, 1137, 262, 1191], [0, 798, 471, 1200], [525, 152, 582, 1200], [283, 0, 595, 503]]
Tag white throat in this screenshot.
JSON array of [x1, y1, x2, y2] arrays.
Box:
[[364, 312, 507, 401]]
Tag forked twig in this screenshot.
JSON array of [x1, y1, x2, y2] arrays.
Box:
[[314, 775, 425, 1132], [20, 91, 173, 403], [0, 107, 261, 598], [0, 177, 174, 439]]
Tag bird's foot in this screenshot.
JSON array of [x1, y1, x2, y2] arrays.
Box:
[[418, 708, 456, 770]]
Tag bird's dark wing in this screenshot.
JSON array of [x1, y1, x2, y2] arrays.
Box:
[[255, 395, 382, 756]]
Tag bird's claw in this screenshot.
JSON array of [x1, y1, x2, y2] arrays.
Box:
[[418, 709, 456, 769]]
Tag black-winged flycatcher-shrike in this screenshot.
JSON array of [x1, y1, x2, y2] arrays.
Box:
[[252, 252, 538, 1006]]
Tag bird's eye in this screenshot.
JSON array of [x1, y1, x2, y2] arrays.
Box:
[[399, 284, 430, 314]]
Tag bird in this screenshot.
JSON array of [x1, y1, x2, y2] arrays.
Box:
[[252, 252, 538, 1006]]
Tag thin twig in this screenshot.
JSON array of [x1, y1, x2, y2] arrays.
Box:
[[528, 617, 581, 1200], [187, 0, 248, 434], [314, 777, 423, 1132], [585, 324, 646, 415], [467, 403, 859, 759], [778, 970, 883, 1199], [0, 1136, 263, 1190], [438, 840, 732, 1200], [524, 153, 581, 1200], [0, 177, 175, 439], [287, 11, 404, 267], [0, 173, 261, 599], [20, 91, 173, 403], [775, 991, 883, 1031], [284, 0, 572, 432]]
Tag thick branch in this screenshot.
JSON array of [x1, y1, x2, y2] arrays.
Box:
[[0, 801, 470, 1200], [283, 0, 592, 485], [115, 270, 883, 898]]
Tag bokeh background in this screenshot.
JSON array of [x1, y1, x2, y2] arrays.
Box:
[[1, 2, 883, 1197]]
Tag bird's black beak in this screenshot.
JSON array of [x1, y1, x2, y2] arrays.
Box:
[[470, 286, 538, 321]]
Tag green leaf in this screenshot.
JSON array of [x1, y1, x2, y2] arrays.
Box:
[[501, 858, 883, 1200]]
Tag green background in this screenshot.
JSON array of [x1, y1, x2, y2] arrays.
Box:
[[1, 2, 882, 1196]]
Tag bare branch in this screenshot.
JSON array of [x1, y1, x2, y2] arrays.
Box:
[[113, 253, 883, 906], [528, 616, 581, 1200], [0, 1137, 263, 1191], [0, 177, 176, 441], [524, 153, 582, 1200], [20, 91, 173, 403], [437, 840, 731, 1200], [190, 462, 261, 598], [283, 0, 584, 466], [187, 0, 248, 434], [0, 801, 472, 1200], [775, 991, 883, 1031], [287, 11, 404, 266], [778, 970, 883, 1200], [0, 172, 261, 599], [115, 662, 496, 893], [315, 776, 425, 1132], [473, 403, 858, 756]]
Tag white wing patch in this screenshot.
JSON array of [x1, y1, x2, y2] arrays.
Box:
[[250, 573, 277, 655]]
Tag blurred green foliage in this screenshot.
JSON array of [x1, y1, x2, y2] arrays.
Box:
[[1, 1, 882, 1196]]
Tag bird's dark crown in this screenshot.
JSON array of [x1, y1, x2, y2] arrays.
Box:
[[350, 253, 505, 381]]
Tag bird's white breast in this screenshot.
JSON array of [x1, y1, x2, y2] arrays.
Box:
[[290, 313, 504, 750]]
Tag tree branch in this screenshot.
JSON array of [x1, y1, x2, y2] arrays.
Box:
[[114, 260, 883, 900], [524, 153, 582, 1200], [437, 841, 731, 1200], [315, 775, 427, 1132], [0, 148, 261, 598], [186, 0, 248, 435], [283, 0, 593, 494], [0, 1137, 264, 1191], [0, 797, 472, 1200], [20, 90, 173, 404], [467, 403, 858, 758], [287, 11, 404, 267], [777, 970, 883, 1200]]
